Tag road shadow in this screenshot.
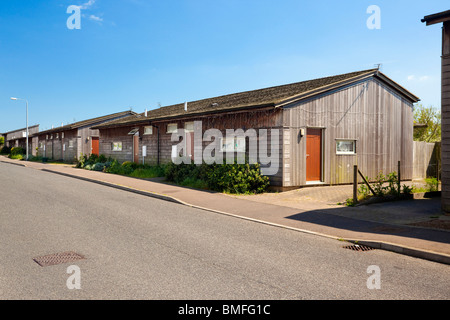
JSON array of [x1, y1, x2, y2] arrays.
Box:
[[285, 197, 450, 245]]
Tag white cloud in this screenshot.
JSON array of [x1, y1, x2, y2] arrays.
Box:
[[89, 14, 103, 22], [407, 75, 431, 82], [81, 0, 96, 9]]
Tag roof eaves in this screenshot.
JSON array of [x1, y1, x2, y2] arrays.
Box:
[[94, 103, 276, 129], [374, 72, 420, 103], [422, 10, 450, 25], [36, 111, 136, 135]]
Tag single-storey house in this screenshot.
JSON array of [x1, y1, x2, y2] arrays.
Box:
[[4, 125, 40, 155], [33, 110, 135, 162], [94, 69, 419, 189]]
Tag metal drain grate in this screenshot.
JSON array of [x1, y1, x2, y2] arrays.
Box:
[[33, 251, 85, 267], [342, 244, 375, 252]]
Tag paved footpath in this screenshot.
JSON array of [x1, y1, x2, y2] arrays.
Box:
[[1, 156, 449, 265]]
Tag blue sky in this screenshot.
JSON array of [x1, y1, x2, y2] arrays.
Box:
[[0, 0, 448, 132]]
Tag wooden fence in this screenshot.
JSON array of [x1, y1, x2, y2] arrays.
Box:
[[412, 141, 441, 180]]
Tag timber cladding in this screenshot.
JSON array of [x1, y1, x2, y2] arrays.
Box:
[[36, 129, 78, 162], [282, 78, 414, 187], [99, 109, 284, 185]]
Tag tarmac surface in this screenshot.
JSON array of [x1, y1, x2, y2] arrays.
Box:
[[1, 156, 449, 265]]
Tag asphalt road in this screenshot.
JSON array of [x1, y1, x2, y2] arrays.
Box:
[[0, 163, 449, 300]]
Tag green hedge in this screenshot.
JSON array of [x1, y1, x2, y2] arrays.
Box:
[[164, 162, 269, 194], [76, 154, 269, 194]]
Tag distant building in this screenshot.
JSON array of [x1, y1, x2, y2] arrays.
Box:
[[32, 110, 135, 162], [4, 125, 40, 155]]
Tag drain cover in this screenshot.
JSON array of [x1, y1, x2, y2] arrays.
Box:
[[33, 251, 85, 267], [342, 244, 375, 252]]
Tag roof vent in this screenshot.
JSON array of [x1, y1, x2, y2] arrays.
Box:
[[184, 102, 188, 112], [211, 103, 218, 107], [145, 109, 148, 117]]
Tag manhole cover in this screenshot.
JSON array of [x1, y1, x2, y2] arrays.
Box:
[[33, 251, 85, 267], [342, 244, 375, 252]]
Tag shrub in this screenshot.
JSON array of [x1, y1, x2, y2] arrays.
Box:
[[164, 162, 269, 194], [0, 146, 11, 155], [9, 153, 23, 160], [10, 147, 25, 156], [425, 177, 439, 192]]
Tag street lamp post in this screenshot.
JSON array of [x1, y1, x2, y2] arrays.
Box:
[[10, 97, 29, 161]]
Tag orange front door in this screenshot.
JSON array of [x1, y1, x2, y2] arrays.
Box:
[[133, 135, 139, 163], [306, 129, 322, 181], [91, 137, 99, 156]]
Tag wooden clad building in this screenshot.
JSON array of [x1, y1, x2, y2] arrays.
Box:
[[422, 10, 450, 212], [33, 111, 135, 162], [4, 125, 40, 155], [95, 69, 419, 188]]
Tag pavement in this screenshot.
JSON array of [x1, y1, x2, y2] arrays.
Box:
[[1, 155, 449, 265]]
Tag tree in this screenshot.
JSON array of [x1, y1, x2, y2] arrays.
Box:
[[0, 136, 4, 146], [413, 104, 441, 142]]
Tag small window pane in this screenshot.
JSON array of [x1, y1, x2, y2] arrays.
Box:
[[336, 140, 356, 154], [184, 122, 194, 132], [112, 142, 122, 151], [144, 126, 153, 135], [167, 124, 177, 133]]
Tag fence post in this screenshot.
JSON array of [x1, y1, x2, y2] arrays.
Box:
[[353, 165, 358, 204], [398, 160, 401, 197]]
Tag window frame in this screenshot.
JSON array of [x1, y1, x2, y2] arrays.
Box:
[[112, 142, 123, 152], [167, 123, 178, 134], [336, 139, 356, 155], [143, 126, 153, 135]]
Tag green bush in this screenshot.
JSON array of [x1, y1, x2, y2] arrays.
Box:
[[164, 162, 269, 194], [10, 147, 25, 156], [9, 153, 23, 160], [424, 177, 439, 192], [0, 146, 11, 155]]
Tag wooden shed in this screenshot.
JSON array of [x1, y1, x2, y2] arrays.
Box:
[[33, 110, 135, 162], [422, 10, 450, 212], [95, 69, 419, 189]]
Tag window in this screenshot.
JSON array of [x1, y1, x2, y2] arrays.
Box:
[[220, 137, 246, 153], [112, 142, 123, 151], [143, 126, 153, 135], [56, 133, 59, 139], [62, 132, 65, 139], [336, 140, 356, 155], [68, 140, 74, 148], [167, 123, 177, 133], [46, 135, 48, 140], [184, 122, 194, 133]]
